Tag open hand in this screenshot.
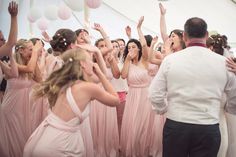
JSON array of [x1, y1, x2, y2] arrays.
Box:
[[226, 57, 236, 74], [125, 26, 132, 38], [159, 3, 166, 15], [93, 23, 103, 32], [8, 1, 18, 17]]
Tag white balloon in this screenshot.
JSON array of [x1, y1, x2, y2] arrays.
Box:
[[28, 7, 42, 22], [44, 5, 58, 21], [66, 0, 84, 12]]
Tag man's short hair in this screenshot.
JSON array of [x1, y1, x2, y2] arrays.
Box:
[[184, 17, 207, 38]]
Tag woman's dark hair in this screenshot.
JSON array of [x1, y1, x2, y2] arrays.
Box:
[[221, 35, 229, 48], [123, 39, 142, 62], [144, 35, 153, 47], [50, 29, 77, 53], [169, 29, 186, 49], [95, 38, 104, 47], [206, 34, 224, 56], [75, 29, 89, 36], [116, 38, 125, 45]]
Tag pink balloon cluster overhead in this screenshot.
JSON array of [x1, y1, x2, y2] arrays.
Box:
[[26, 0, 102, 31], [85, 0, 102, 9]]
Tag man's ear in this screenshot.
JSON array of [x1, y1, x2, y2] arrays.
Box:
[[205, 31, 209, 40]]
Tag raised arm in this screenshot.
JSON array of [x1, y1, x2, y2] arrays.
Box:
[[149, 36, 163, 65], [137, 16, 148, 60], [93, 23, 113, 55], [0, 1, 18, 57], [41, 31, 52, 43], [159, 3, 169, 42], [107, 52, 120, 79], [17, 41, 42, 73], [90, 63, 120, 107], [121, 51, 136, 79], [33, 64, 42, 82], [38, 48, 47, 73]]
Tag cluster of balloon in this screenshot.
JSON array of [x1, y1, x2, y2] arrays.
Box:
[[27, 0, 102, 31]]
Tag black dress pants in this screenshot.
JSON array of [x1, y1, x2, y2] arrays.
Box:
[[163, 119, 221, 157]]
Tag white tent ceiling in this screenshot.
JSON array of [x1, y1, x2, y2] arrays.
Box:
[[0, 0, 236, 46], [103, 0, 236, 44]]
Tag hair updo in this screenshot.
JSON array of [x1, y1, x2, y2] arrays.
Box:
[[50, 29, 77, 53]]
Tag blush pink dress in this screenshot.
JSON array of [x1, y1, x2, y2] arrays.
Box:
[[89, 68, 119, 157], [0, 77, 35, 157], [120, 64, 164, 157], [23, 87, 89, 157]]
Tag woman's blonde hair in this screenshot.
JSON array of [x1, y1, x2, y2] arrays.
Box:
[[34, 48, 87, 108], [14, 39, 33, 78]]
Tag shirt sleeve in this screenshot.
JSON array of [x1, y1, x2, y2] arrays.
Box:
[[148, 58, 169, 114], [225, 71, 236, 114]]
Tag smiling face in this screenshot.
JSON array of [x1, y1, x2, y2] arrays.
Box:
[[20, 41, 33, 62]]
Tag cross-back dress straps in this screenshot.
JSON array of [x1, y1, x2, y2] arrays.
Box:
[[66, 87, 83, 122]]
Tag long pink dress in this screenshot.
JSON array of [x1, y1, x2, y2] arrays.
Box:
[[0, 77, 35, 157], [89, 68, 119, 157], [23, 87, 88, 157], [120, 64, 164, 157]]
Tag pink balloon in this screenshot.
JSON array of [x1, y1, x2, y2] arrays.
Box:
[[27, 14, 37, 23], [37, 18, 49, 31], [86, 0, 102, 9], [58, 5, 71, 20]]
